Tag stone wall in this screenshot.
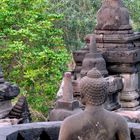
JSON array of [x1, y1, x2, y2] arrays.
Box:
[[129, 123, 140, 140], [0, 122, 61, 140], [0, 121, 139, 140]]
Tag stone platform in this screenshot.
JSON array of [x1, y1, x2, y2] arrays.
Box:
[[0, 121, 139, 140]]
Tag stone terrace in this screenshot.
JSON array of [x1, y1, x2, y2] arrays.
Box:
[[0, 122, 139, 140]]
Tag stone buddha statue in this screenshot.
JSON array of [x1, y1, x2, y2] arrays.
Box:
[[58, 68, 130, 140]]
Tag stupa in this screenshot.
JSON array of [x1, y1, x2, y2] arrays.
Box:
[[73, 0, 140, 111], [95, 0, 140, 110], [48, 72, 82, 121], [0, 66, 31, 123], [59, 68, 130, 140], [8, 96, 31, 123], [0, 66, 19, 118], [80, 34, 108, 77]]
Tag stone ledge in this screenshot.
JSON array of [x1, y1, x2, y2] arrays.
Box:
[[95, 33, 140, 44], [107, 63, 140, 74], [0, 121, 139, 140], [103, 49, 140, 64], [94, 30, 134, 35], [0, 121, 61, 140]]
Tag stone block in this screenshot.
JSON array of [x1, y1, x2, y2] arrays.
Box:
[[49, 100, 83, 121], [95, 33, 140, 44], [130, 124, 140, 140], [107, 63, 139, 74], [134, 41, 140, 47], [105, 76, 123, 94], [0, 82, 19, 101], [104, 76, 122, 111], [55, 100, 79, 110], [119, 73, 140, 110], [97, 43, 134, 50], [0, 101, 12, 118], [73, 50, 88, 63], [120, 106, 140, 111], [104, 94, 121, 111], [120, 100, 139, 108], [94, 30, 133, 35], [121, 73, 138, 92], [0, 122, 137, 140], [120, 91, 139, 101], [103, 49, 140, 64], [0, 122, 61, 140]]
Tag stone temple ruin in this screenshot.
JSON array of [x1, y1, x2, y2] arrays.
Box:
[[59, 68, 131, 140], [0, 0, 140, 140], [48, 72, 82, 121], [0, 66, 31, 125], [73, 0, 140, 112]]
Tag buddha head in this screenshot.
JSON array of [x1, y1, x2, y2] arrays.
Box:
[[80, 68, 108, 105]]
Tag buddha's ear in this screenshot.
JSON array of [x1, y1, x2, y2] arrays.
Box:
[[80, 93, 86, 105]]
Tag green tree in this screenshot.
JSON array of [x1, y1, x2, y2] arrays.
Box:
[[50, 0, 140, 51], [0, 0, 69, 121], [50, 0, 100, 51], [124, 0, 140, 31]]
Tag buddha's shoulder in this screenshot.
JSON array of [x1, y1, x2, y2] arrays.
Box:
[[65, 112, 84, 122], [60, 112, 86, 136], [104, 110, 127, 124], [61, 112, 85, 128]]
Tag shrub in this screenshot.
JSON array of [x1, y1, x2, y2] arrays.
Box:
[[0, 0, 69, 121], [50, 0, 140, 51]]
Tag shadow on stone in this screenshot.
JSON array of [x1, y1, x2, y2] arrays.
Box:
[[40, 131, 51, 140], [17, 133, 24, 140], [130, 131, 136, 140]]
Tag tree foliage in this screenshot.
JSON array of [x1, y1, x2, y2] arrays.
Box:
[[123, 0, 140, 31], [0, 0, 69, 120], [0, 0, 140, 121], [50, 0, 140, 51], [50, 0, 100, 51]]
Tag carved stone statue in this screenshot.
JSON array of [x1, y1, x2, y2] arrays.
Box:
[[48, 72, 82, 121], [96, 0, 131, 30], [59, 68, 130, 140], [0, 65, 20, 119], [81, 34, 108, 77], [8, 96, 31, 123]]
